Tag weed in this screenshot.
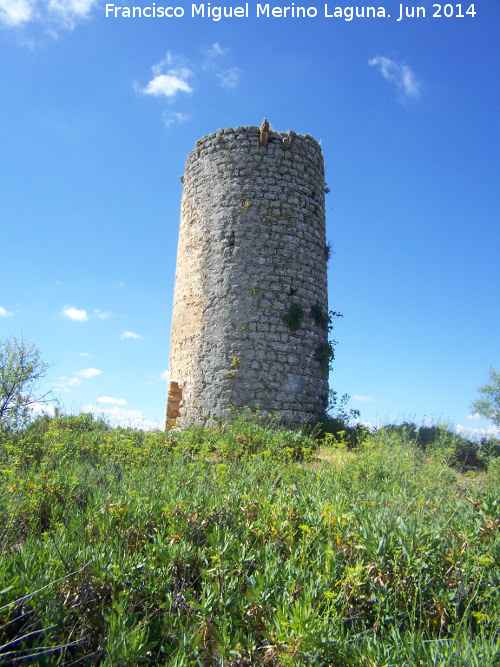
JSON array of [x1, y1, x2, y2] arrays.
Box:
[[1, 411, 499, 665], [283, 302, 304, 332], [310, 304, 329, 329], [314, 341, 335, 376]]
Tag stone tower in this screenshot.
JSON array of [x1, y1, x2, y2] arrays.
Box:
[[166, 123, 329, 428]]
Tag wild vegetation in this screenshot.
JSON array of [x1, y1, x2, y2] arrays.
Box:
[[471, 367, 500, 427], [1, 409, 500, 666], [0, 336, 53, 432]]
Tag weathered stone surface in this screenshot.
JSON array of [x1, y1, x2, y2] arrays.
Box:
[[166, 125, 329, 428]]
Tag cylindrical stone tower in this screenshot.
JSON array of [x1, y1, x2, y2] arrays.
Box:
[[166, 123, 329, 428]]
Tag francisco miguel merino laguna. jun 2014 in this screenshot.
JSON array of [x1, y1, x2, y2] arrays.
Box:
[[105, 4, 392, 19], [104, 3, 477, 19]]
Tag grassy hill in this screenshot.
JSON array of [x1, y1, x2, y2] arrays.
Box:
[[1, 412, 499, 666]]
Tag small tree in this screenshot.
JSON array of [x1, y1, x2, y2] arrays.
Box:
[[471, 367, 500, 427], [326, 390, 361, 423], [0, 337, 53, 431]]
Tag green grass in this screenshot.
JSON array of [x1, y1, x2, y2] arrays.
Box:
[[1, 412, 499, 665]]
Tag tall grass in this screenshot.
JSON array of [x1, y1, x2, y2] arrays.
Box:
[[1, 412, 499, 665]]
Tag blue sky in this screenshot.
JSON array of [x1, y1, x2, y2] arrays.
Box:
[[1, 0, 498, 434]]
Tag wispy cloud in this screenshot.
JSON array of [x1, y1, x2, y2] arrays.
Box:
[[0, 306, 13, 317], [368, 56, 420, 101], [120, 331, 141, 340], [53, 367, 101, 391], [0, 0, 96, 29], [162, 111, 190, 128], [83, 404, 160, 430], [0, 0, 35, 27], [161, 370, 169, 381], [79, 352, 90, 357], [30, 402, 56, 417], [202, 42, 229, 70], [62, 305, 88, 322], [140, 45, 239, 127], [62, 306, 112, 322], [76, 367, 102, 379], [53, 375, 81, 392], [216, 68, 241, 90], [202, 42, 229, 59], [455, 423, 500, 440], [94, 309, 112, 320], [352, 395, 376, 402], [48, 0, 96, 28], [201, 43, 240, 88], [97, 396, 126, 405]]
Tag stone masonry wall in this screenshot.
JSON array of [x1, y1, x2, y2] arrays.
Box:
[[166, 124, 329, 428]]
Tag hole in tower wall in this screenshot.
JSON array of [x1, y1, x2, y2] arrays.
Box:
[[167, 381, 183, 429]]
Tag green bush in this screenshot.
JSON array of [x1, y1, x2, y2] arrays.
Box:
[[1, 412, 500, 665], [375, 422, 492, 471], [283, 302, 304, 331]]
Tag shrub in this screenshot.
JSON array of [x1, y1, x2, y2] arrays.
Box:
[[283, 302, 304, 331]]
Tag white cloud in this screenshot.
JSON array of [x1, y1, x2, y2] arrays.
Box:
[[351, 418, 376, 432], [62, 305, 88, 322], [200, 43, 239, 88], [30, 402, 56, 417], [82, 404, 161, 430], [203, 42, 229, 59], [62, 306, 112, 322], [97, 396, 126, 405], [48, 0, 96, 27], [53, 375, 81, 392], [0, 0, 34, 27], [140, 56, 193, 98], [142, 72, 192, 97], [0, 306, 13, 317], [455, 424, 500, 440], [162, 111, 190, 128], [120, 331, 141, 340], [369, 56, 420, 100], [216, 68, 240, 90], [202, 42, 230, 70], [79, 352, 90, 357], [0, 0, 96, 29], [76, 367, 102, 379], [467, 413, 482, 421], [151, 51, 175, 75], [140, 48, 240, 126], [161, 370, 169, 381], [49, 0, 94, 17], [94, 309, 112, 320], [352, 395, 376, 402]]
